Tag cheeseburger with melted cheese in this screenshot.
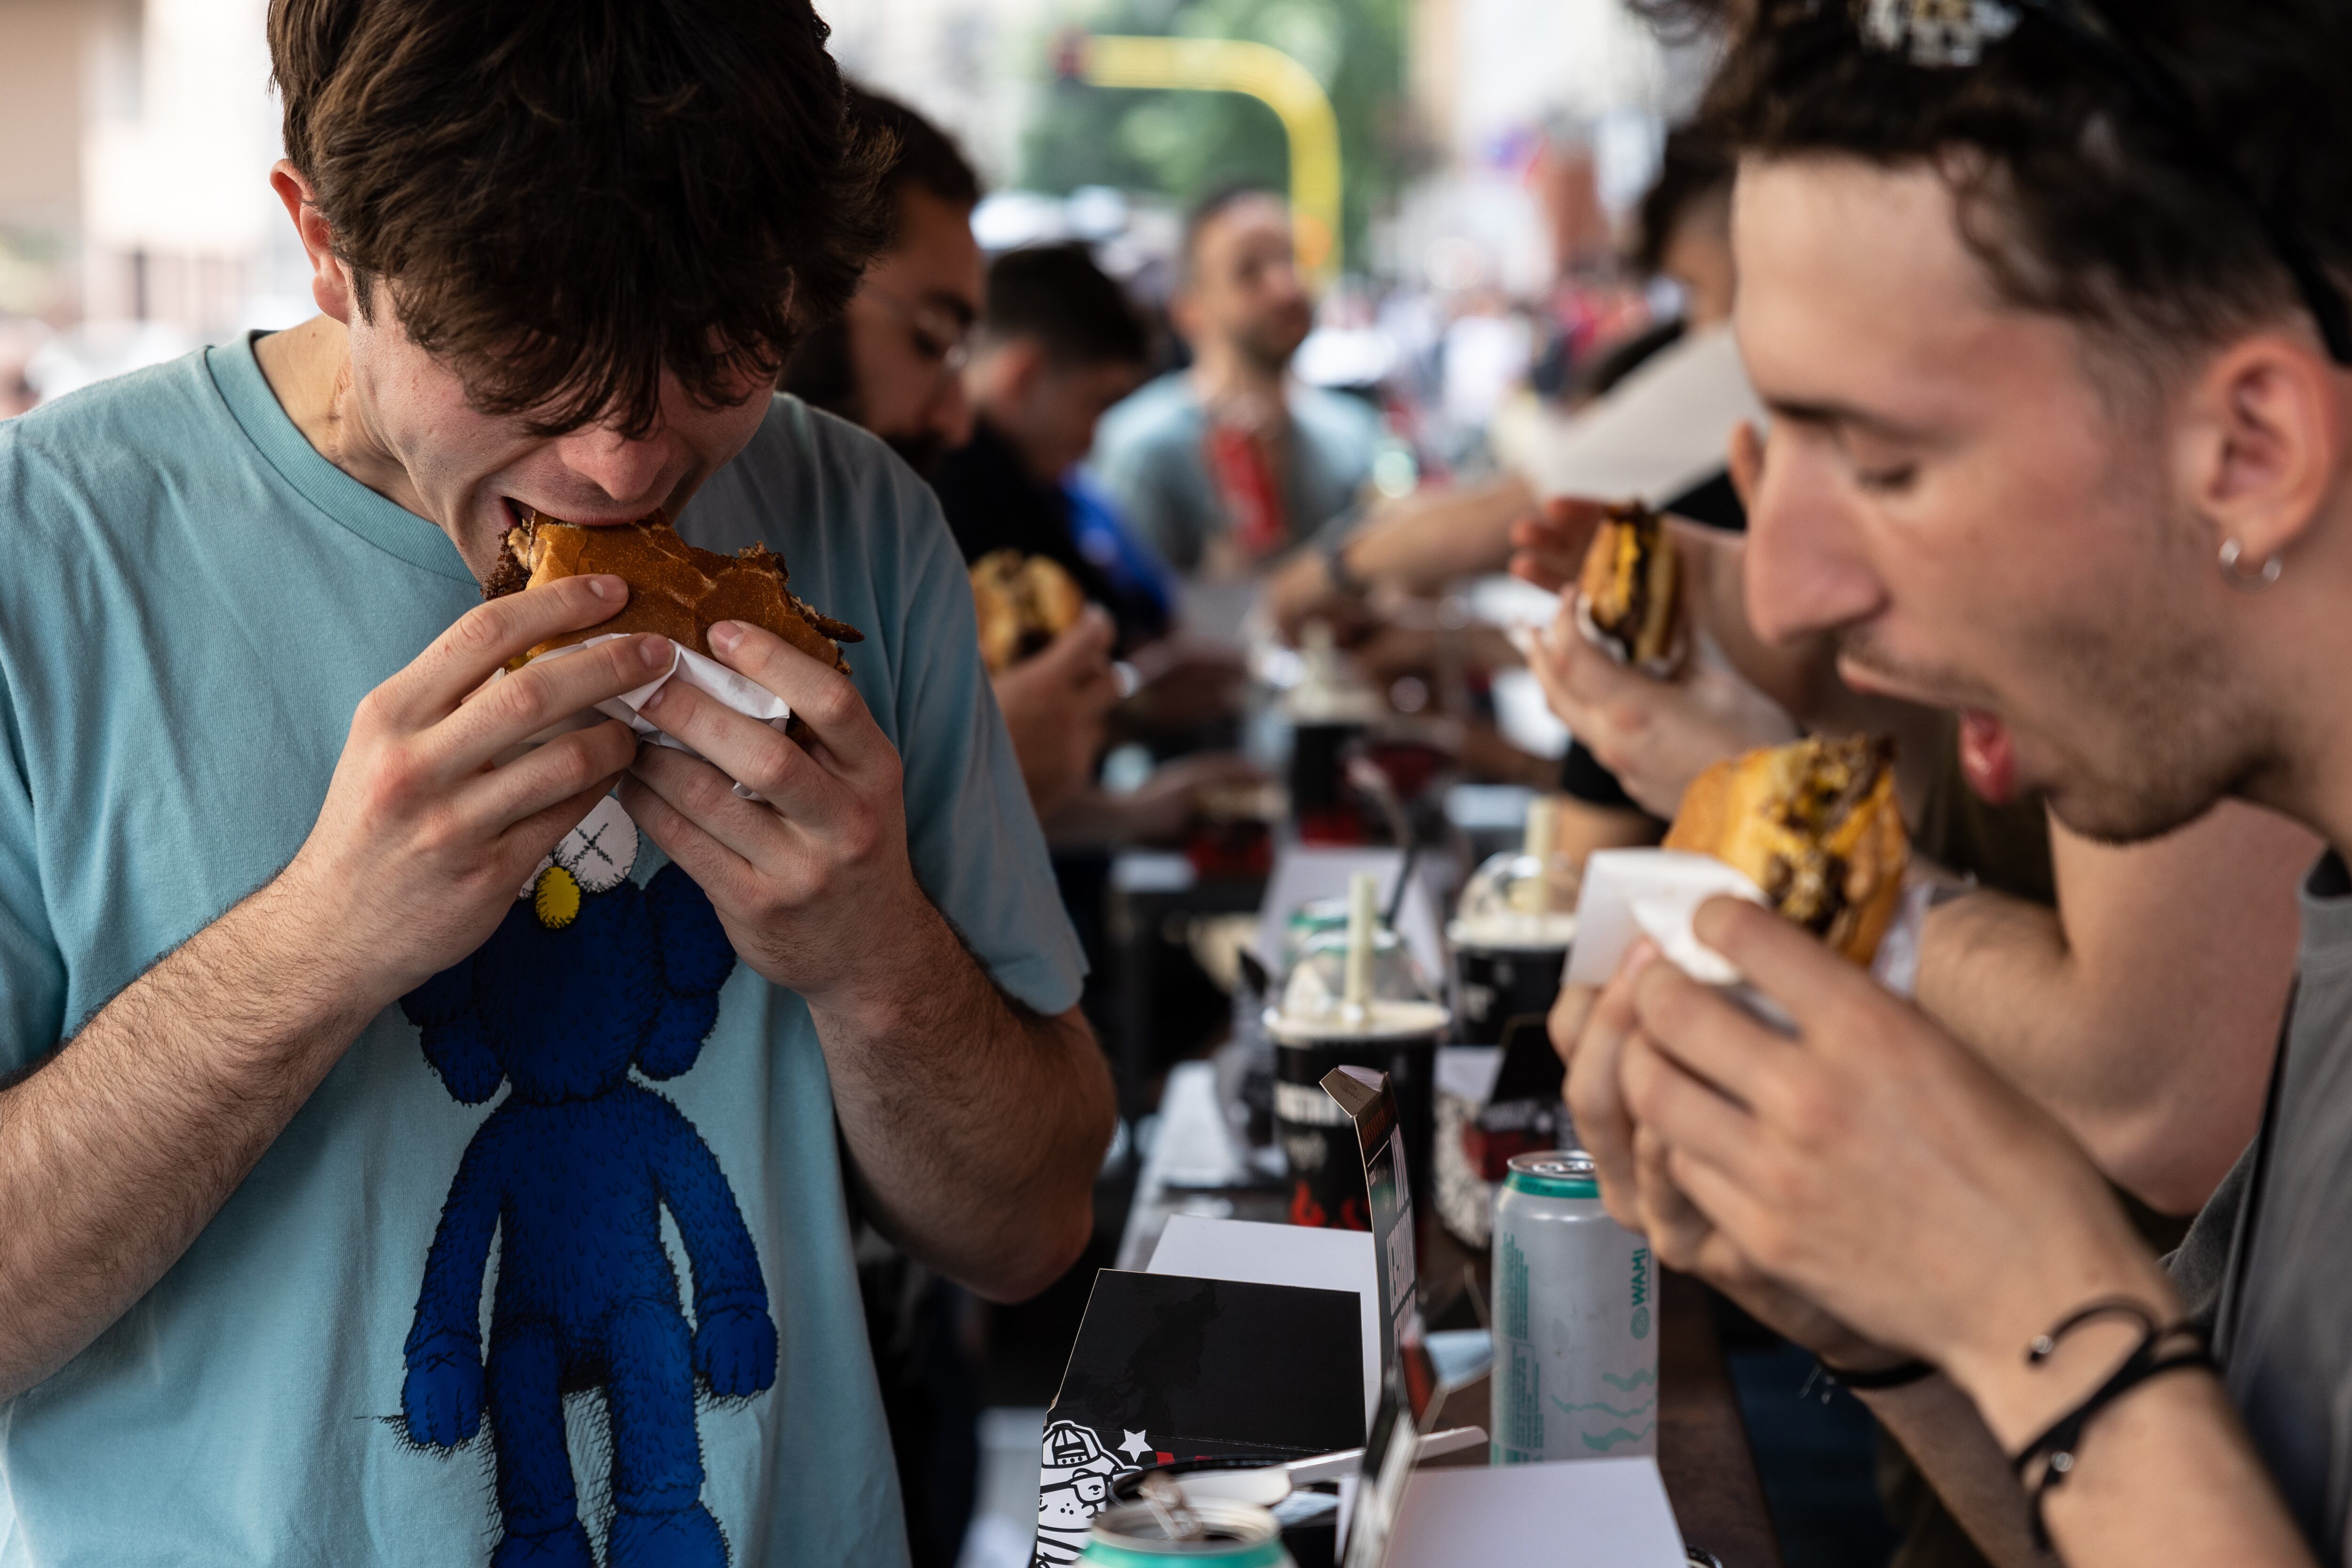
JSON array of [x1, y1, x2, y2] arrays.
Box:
[[1665, 735, 1907, 966]]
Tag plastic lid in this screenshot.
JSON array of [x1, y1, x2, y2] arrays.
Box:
[[1273, 925, 1448, 1039], [1454, 841, 1581, 945], [1087, 1500, 1287, 1565], [1504, 1150, 1600, 1199]]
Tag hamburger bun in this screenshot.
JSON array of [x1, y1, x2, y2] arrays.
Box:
[[1665, 735, 1907, 966], [485, 509, 862, 673], [969, 550, 1087, 672], [1575, 501, 1683, 670]]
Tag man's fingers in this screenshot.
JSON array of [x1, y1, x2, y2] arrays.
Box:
[[433, 633, 673, 776], [1548, 983, 1597, 1076], [625, 741, 803, 866], [457, 719, 637, 834], [635, 681, 835, 822], [1018, 605, 1116, 678], [617, 773, 755, 902], [495, 775, 631, 874], [1566, 942, 1659, 1227], [1630, 1125, 1716, 1269], [1621, 1018, 1765, 1163], [1690, 896, 1885, 1039], [384, 576, 631, 724], [1628, 957, 1789, 1110], [704, 620, 890, 773]]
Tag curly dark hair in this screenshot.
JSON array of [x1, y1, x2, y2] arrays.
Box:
[[1702, 0, 2352, 374], [269, 0, 893, 438]]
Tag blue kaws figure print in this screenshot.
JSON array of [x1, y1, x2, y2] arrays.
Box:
[[398, 797, 775, 1568]]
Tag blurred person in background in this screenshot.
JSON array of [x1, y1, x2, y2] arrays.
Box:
[[0, 319, 41, 419], [1089, 185, 1380, 581], [936, 243, 1171, 651], [941, 244, 1260, 848], [787, 88, 1123, 828], [1261, 127, 1754, 642], [783, 87, 1119, 1568]]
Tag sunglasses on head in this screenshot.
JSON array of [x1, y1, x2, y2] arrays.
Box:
[[1840, 0, 2352, 364]]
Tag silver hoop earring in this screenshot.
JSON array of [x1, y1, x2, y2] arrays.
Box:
[[2219, 537, 2283, 592]]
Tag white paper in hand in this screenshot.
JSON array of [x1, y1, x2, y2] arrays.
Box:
[[1565, 849, 1765, 989], [516, 633, 793, 801]]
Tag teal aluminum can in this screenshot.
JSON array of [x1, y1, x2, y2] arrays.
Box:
[[1077, 1501, 1295, 1568], [1491, 1151, 1658, 1462]]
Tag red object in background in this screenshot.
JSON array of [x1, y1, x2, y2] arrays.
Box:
[[1462, 1118, 1558, 1182], [1360, 738, 1447, 804], [1288, 1178, 1368, 1232], [1186, 816, 1274, 881], [1204, 422, 1287, 559], [1293, 804, 1367, 847]]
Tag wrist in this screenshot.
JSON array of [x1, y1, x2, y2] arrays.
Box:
[[263, 853, 408, 1019], [797, 871, 960, 1022], [1942, 1266, 2184, 1451]]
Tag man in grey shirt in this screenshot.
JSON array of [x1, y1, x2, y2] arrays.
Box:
[[1553, 3, 2352, 1567], [1088, 187, 1377, 580]]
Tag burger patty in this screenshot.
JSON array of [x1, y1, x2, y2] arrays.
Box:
[[1758, 735, 1896, 944]]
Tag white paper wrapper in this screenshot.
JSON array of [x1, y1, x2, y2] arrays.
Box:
[[1565, 847, 1926, 1027], [1573, 592, 1687, 680], [507, 633, 793, 802], [1566, 850, 1765, 990]]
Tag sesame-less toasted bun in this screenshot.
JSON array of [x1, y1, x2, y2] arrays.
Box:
[[969, 550, 1086, 672], [484, 509, 862, 672], [1665, 735, 1908, 966], [1575, 501, 1682, 668]]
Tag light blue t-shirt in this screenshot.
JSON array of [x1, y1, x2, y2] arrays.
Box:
[[0, 336, 1082, 1567], [1085, 372, 1379, 575]]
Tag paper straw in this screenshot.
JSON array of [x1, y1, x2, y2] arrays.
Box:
[[1344, 870, 1378, 1013]]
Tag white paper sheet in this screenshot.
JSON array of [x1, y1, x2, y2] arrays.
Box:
[[1383, 1457, 1687, 1567], [1565, 849, 1764, 989], [1147, 1215, 1382, 1434], [519, 634, 791, 800]]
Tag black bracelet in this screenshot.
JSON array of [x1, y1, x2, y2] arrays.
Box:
[[1321, 530, 1369, 599], [1820, 1355, 1938, 1391], [2006, 1297, 2214, 1550]]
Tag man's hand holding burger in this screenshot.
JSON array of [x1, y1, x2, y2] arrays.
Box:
[[617, 618, 930, 1003], [0, 573, 666, 1400], [283, 574, 663, 1008], [620, 619, 1113, 1303]]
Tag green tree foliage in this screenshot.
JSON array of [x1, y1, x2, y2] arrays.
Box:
[[1024, 0, 1407, 268]]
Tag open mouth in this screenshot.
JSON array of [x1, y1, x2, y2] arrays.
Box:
[[499, 496, 650, 529]]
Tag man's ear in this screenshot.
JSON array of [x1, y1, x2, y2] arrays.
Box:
[[269, 159, 361, 326], [2182, 332, 2344, 565], [998, 340, 1049, 405]]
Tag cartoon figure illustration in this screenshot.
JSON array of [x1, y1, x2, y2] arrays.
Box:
[[1033, 1419, 1134, 1567], [398, 798, 774, 1568]]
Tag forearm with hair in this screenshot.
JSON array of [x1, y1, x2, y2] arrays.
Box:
[[0, 874, 377, 1399], [1916, 806, 2304, 1213], [1346, 474, 1536, 592], [1861, 1377, 2057, 1568], [811, 895, 1112, 1303]]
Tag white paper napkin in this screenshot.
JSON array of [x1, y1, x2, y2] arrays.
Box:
[[510, 633, 793, 801], [1564, 846, 1925, 1029]]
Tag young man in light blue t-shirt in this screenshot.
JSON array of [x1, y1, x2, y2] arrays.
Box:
[[0, 4, 1112, 1566]]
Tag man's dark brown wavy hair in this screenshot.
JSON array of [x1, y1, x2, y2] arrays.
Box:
[[1702, 1, 2352, 377], [269, 0, 892, 438]]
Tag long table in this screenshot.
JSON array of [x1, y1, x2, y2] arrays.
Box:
[[1126, 1062, 1787, 1565], [1418, 1221, 1784, 1567]]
